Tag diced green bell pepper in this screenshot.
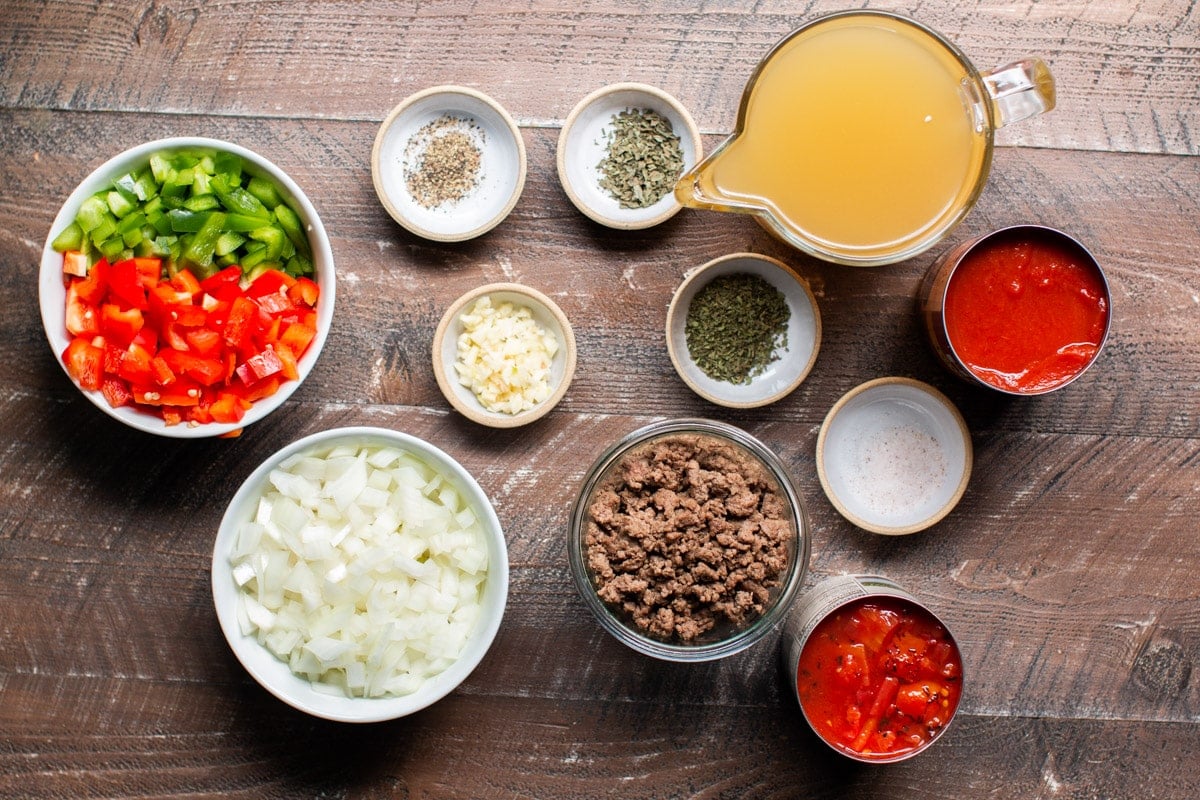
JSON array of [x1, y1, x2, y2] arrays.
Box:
[[51, 222, 84, 252]]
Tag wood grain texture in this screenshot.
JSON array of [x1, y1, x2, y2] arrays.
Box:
[[2, 1, 1199, 797], [0, 1, 1197, 154]]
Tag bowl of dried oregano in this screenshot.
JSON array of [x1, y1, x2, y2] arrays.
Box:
[[557, 82, 702, 230]]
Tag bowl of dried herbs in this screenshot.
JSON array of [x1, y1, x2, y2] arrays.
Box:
[[666, 252, 822, 408], [372, 86, 526, 242], [556, 83, 702, 230]]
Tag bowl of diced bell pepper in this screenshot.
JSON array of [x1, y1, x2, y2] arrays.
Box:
[[39, 137, 336, 438]]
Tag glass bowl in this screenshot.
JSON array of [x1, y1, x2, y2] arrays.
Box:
[[568, 418, 810, 661]]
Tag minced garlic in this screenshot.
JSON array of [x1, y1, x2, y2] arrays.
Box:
[[453, 295, 560, 415]]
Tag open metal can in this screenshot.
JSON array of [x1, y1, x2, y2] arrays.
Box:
[[781, 574, 965, 762], [918, 224, 1111, 395]]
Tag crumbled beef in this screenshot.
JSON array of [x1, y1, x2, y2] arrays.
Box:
[[585, 432, 793, 642]]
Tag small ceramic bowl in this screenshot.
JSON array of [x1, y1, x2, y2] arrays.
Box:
[[372, 86, 526, 242], [817, 377, 972, 535], [569, 418, 810, 662], [666, 253, 821, 408], [39, 137, 336, 439], [432, 283, 577, 428], [211, 426, 509, 723], [557, 82, 702, 229]]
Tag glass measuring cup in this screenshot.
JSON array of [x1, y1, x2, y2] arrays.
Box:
[[675, 10, 1055, 267]]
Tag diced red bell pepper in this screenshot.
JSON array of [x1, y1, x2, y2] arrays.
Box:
[[170, 268, 202, 297], [246, 269, 294, 299], [287, 277, 319, 308], [65, 283, 100, 337], [236, 375, 282, 403], [208, 391, 250, 423], [159, 349, 226, 386], [132, 257, 162, 288], [236, 348, 284, 385], [63, 338, 105, 391], [199, 265, 243, 299], [223, 296, 261, 349], [277, 322, 316, 358], [74, 258, 110, 305], [109, 258, 151, 310], [100, 376, 133, 408], [256, 290, 293, 316], [99, 304, 145, 346], [117, 343, 157, 386], [185, 328, 222, 357]]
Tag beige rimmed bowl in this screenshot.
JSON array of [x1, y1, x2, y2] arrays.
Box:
[[666, 253, 821, 408], [557, 82, 702, 229], [372, 85, 526, 242], [817, 377, 972, 535], [432, 282, 576, 428]]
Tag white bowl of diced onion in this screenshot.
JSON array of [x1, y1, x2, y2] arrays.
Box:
[[211, 426, 508, 722]]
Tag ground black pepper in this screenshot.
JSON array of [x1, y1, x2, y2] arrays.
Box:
[[403, 115, 484, 209]]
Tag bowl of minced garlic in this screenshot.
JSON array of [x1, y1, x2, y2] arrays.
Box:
[[433, 283, 577, 428]]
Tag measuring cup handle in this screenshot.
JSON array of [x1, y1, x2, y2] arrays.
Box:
[[981, 58, 1056, 128]]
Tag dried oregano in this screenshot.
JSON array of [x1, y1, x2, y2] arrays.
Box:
[[596, 107, 685, 209], [685, 273, 791, 384]]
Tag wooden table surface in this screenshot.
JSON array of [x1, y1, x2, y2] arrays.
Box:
[[2, 1, 1198, 797]]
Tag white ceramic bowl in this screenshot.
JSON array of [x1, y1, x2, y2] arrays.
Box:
[[666, 253, 821, 408], [211, 426, 509, 722], [372, 86, 526, 242], [432, 282, 577, 428], [557, 82, 702, 229], [39, 137, 336, 439], [817, 377, 972, 535]]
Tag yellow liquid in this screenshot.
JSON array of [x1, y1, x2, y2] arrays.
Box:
[[697, 15, 989, 261]]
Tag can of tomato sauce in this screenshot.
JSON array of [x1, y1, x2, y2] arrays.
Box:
[[781, 574, 965, 763], [918, 224, 1111, 395]]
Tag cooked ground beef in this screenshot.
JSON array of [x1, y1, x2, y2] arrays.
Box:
[[585, 432, 792, 642]]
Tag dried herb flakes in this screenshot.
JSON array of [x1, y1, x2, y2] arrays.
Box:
[[596, 107, 685, 209], [685, 273, 791, 384]]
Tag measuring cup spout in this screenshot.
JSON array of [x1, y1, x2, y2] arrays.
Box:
[[674, 143, 759, 213]]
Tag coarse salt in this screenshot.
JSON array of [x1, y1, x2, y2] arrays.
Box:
[[454, 295, 559, 415]]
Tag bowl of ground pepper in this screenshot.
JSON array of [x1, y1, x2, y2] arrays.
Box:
[[568, 418, 811, 662], [372, 86, 526, 242], [557, 83, 702, 230], [666, 253, 822, 408]]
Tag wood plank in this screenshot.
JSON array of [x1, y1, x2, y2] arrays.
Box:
[[1, 689, 1197, 797], [0, 1, 1196, 154]]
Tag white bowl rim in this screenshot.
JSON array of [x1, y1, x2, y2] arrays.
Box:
[[210, 425, 509, 722], [666, 252, 822, 408], [816, 377, 972, 535], [371, 85, 527, 242], [432, 282, 577, 428], [556, 82, 702, 230], [39, 136, 336, 438]]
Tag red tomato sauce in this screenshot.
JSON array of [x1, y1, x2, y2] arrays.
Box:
[[796, 596, 962, 760], [943, 233, 1109, 393]]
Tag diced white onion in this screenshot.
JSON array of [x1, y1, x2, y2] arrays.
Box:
[[230, 442, 490, 698]]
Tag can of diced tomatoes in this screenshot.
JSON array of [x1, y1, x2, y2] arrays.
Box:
[[781, 574, 965, 763]]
